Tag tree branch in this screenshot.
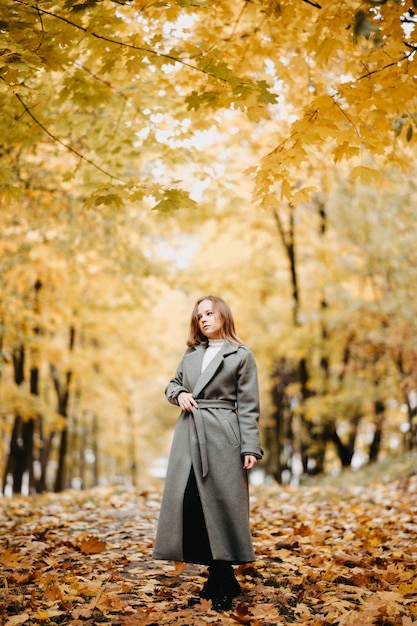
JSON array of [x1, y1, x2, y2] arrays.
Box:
[[15, 0, 235, 84], [333, 98, 361, 138], [15, 93, 127, 182], [302, 0, 322, 8], [356, 49, 414, 82], [272, 207, 290, 253]]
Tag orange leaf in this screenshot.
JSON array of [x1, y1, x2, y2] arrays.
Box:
[[79, 536, 106, 554], [170, 561, 186, 576], [1, 548, 20, 568], [44, 583, 62, 602], [230, 601, 253, 623], [194, 597, 212, 612]]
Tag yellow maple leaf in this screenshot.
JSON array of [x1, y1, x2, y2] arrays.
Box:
[[349, 166, 382, 185], [398, 576, 417, 595]]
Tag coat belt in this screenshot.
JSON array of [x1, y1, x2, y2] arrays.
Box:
[[191, 399, 236, 478]]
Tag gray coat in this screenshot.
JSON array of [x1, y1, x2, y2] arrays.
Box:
[[153, 341, 263, 563]]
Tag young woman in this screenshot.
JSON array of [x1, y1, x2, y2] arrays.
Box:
[[153, 295, 263, 611]]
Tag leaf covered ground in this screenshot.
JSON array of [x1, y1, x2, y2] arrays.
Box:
[[1, 473, 416, 626]]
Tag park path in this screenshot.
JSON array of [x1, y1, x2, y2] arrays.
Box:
[[1, 475, 416, 625]]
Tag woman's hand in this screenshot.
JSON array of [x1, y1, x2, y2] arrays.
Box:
[[177, 392, 199, 412], [243, 455, 258, 471]]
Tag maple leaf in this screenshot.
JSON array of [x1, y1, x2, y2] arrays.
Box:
[[43, 583, 62, 602], [151, 189, 198, 213], [79, 535, 107, 554], [1, 548, 21, 568], [194, 597, 212, 612], [229, 602, 257, 623]]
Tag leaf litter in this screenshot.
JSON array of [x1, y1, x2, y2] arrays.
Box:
[[0, 476, 416, 625]]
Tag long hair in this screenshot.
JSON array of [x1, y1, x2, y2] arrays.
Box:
[[186, 295, 243, 346]]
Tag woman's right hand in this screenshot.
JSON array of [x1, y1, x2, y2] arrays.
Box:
[[177, 392, 199, 412]]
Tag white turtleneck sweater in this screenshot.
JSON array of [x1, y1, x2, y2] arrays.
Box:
[[201, 339, 224, 372]]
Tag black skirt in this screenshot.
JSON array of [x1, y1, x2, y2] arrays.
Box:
[[182, 467, 213, 565]]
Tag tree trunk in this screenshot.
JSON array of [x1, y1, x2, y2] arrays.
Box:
[[368, 400, 384, 463], [37, 431, 54, 492], [269, 378, 287, 484], [331, 430, 354, 468], [270, 205, 305, 482], [92, 413, 99, 487], [55, 427, 68, 492], [331, 413, 360, 468], [51, 325, 75, 492], [2, 345, 32, 495], [3, 347, 36, 495], [127, 407, 137, 487], [3, 280, 46, 495]]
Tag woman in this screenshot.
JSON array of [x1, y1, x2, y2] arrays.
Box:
[[153, 295, 263, 612]]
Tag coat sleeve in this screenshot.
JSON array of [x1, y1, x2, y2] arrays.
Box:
[[165, 351, 191, 406], [236, 348, 264, 459]]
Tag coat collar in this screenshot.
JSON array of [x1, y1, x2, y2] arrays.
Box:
[[185, 341, 239, 398]]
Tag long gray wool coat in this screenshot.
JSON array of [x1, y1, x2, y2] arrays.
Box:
[[153, 340, 263, 564]]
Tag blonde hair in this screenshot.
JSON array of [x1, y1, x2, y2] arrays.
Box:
[[186, 295, 243, 346]]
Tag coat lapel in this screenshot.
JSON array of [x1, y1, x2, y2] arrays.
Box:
[[190, 341, 239, 398], [183, 344, 205, 393]]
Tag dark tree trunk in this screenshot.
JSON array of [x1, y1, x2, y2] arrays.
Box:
[[55, 428, 68, 492], [331, 413, 360, 468], [29, 348, 43, 493], [37, 431, 54, 492], [269, 379, 288, 484], [3, 346, 28, 494], [331, 430, 354, 468], [368, 400, 384, 463], [3, 345, 37, 494], [273, 204, 300, 327], [270, 205, 304, 482], [51, 326, 75, 492]]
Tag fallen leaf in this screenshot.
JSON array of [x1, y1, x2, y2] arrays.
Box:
[[79, 535, 107, 554], [5, 615, 30, 626]]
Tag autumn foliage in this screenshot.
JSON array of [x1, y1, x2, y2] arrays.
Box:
[[1, 0, 417, 493], [1, 472, 417, 625]]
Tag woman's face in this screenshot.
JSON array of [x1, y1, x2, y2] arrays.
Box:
[[197, 299, 223, 340]]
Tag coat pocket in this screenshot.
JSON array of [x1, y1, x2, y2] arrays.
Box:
[[220, 417, 241, 447]]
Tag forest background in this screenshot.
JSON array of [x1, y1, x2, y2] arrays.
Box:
[[1, 0, 417, 496]]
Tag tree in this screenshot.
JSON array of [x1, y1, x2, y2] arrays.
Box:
[[0, 173, 192, 492], [2, 0, 417, 490], [168, 164, 417, 479], [1, 1, 416, 209]]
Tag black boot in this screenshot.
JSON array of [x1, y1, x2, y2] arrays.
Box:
[[210, 562, 241, 612], [188, 567, 219, 606]]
